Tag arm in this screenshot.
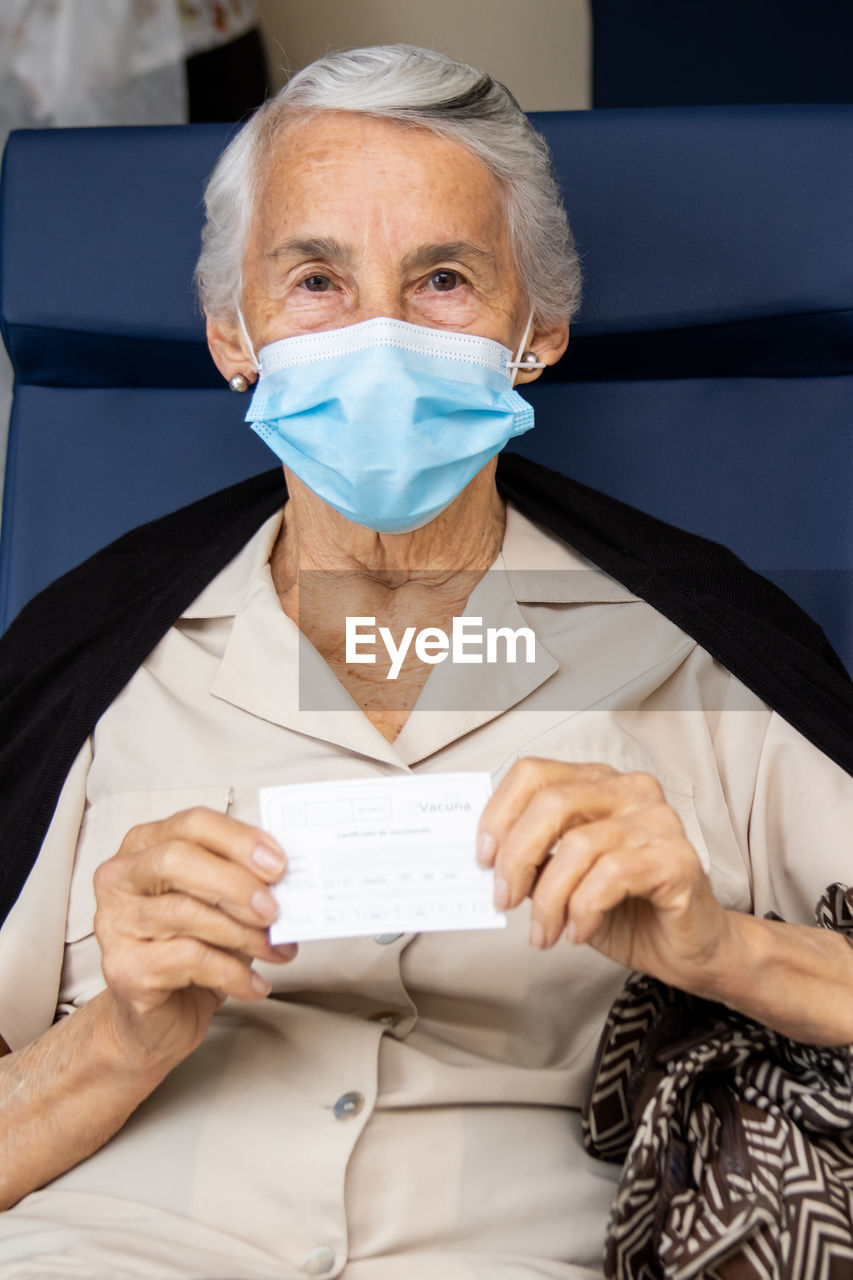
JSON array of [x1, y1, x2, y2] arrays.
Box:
[[0, 989, 180, 1211], [695, 910, 853, 1044], [476, 759, 853, 1046], [0, 808, 296, 1209]]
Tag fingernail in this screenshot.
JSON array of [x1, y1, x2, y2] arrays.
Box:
[[477, 831, 497, 865], [252, 844, 286, 874], [493, 875, 511, 911], [251, 971, 272, 996], [529, 918, 546, 948], [566, 920, 579, 945], [252, 887, 279, 920]]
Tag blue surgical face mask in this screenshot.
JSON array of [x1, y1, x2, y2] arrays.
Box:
[[242, 316, 537, 534]]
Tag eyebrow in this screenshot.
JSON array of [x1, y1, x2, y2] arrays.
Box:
[[400, 242, 497, 273], [265, 237, 496, 273], [265, 236, 353, 265]]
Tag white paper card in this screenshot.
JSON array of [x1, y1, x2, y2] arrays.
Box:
[[259, 773, 506, 943]]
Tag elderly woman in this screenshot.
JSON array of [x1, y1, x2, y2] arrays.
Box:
[[0, 43, 850, 1280]]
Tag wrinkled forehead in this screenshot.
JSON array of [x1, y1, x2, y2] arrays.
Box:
[[247, 110, 511, 258]]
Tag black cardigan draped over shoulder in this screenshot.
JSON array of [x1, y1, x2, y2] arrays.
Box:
[[1, 452, 851, 925]]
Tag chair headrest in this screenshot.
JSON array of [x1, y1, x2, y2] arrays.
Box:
[[2, 107, 853, 386]]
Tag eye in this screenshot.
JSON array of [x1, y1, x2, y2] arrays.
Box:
[[300, 273, 334, 292], [428, 269, 464, 292]]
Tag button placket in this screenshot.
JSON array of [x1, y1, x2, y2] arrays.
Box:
[[369, 930, 418, 1036]]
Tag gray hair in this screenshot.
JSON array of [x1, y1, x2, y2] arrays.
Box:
[[195, 44, 581, 331]]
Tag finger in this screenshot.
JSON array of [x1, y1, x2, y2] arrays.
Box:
[[528, 816, 642, 947], [476, 758, 617, 867], [113, 891, 298, 963], [567, 838, 704, 947], [97, 838, 282, 930], [122, 807, 287, 882], [102, 936, 275, 1008], [491, 777, 653, 911]]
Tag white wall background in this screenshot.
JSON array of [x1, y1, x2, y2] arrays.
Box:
[[254, 0, 592, 111]]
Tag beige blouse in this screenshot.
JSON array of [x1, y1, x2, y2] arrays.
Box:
[[0, 502, 849, 1280]]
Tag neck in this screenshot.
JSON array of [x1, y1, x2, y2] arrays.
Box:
[[270, 461, 506, 597], [269, 462, 506, 738]]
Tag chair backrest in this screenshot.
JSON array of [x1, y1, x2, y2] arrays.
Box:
[[1, 108, 851, 667]]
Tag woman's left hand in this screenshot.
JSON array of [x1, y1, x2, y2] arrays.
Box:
[[476, 758, 733, 993]]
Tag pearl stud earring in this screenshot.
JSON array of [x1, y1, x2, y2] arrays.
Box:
[[229, 373, 250, 393], [507, 351, 547, 373]]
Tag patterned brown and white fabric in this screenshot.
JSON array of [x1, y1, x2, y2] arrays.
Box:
[[582, 884, 853, 1280]]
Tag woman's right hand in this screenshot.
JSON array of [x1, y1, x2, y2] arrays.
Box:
[[92, 807, 297, 1071]]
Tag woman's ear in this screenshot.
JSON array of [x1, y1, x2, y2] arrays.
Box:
[[206, 313, 257, 385], [512, 320, 570, 385]]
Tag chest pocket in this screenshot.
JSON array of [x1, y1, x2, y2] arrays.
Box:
[[500, 746, 713, 881], [65, 787, 232, 943]]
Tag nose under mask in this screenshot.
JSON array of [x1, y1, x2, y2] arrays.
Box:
[[242, 316, 537, 534]]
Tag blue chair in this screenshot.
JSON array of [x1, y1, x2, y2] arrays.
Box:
[[1, 108, 851, 667]]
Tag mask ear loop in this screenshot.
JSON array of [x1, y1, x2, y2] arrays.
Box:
[[237, 306, 262, 375], [507, 311, 546, 387]]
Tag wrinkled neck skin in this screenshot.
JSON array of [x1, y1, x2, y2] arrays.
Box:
[[270, 458, 506, 629]]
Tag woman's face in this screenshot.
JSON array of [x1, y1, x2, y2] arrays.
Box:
[[208, 111, 568, 376]]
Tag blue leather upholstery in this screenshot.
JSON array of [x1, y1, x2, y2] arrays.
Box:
[[1, 109, 851, 666]]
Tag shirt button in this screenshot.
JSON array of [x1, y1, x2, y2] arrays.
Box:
[[333, 1091, 365, 1120], [302, 1244, 335, 1274], [369, 1010, 403, 1028], [374, 932, 403, 945]]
